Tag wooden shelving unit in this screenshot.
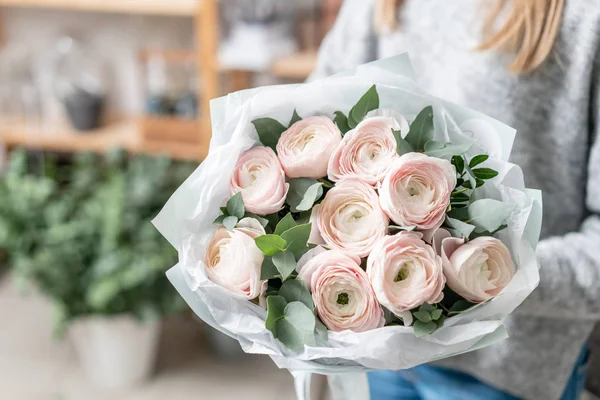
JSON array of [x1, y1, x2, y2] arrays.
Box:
[[271, 51, 318, 80], [0, 1, 318, 161], [0, 0, 200, 16], [0, 119, 204, 161]]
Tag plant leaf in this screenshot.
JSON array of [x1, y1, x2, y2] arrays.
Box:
[[469, 154, 489, 168], [451, 192, 470, 203], [413, 310, 432, 323], [448, 300, 475, 316], [276, 302, 317, 350], [289, 109, 302, 127], [252, 118, 287, 151], [287, 178, 324, 212], [315, 318, 328, 341], [431, 309, 443, 321], [467, 199, 515, 233], [281, 223, 312, 254], [243, 212, 269, 228], [472, 168, 499, 180], [469, 224, 508, 240], [425, 141, 474, 158], [223, 216, 238, 231], [266, 295, 287, 333], [226, 192, 245, 219], [272, 251, 297, 281], [392, 129, 415, 155], [405, 106, 434, 151], [424, 140, 445, 151], [414, 320, 438, 338], [260, 257, 280, 280], [419, 303, 436, 313], [334, 111, 351, 134], [452, 156, 465, 174], [349, 85, 379, 128], [278, 279, 314, 310], [445, 217, 476, 238], [254, 235, 287, 256], [213, 214, 226, 225], [275, 213, 297, 236]]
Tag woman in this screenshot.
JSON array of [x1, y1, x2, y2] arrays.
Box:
[[311, 1, 599, 399]]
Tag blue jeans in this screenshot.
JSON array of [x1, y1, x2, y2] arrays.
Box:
[[368, 346, 589, 400]]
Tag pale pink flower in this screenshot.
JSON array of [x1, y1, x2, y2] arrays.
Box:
[[367, 231, 446, 316], [276, 116, 342, 179], [297, 248, 385, 333], [230, 146, 289, 215], [379, 152, 456, 230]]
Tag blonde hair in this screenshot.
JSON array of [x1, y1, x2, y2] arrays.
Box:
[[375, 0, 565, 73]]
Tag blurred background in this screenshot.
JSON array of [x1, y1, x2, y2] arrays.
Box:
[[0, 1, 597, 400]]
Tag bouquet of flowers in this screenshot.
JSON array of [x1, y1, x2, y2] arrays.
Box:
[[154, 55, 542, 400]]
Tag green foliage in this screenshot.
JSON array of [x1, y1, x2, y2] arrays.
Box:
[[252, 118, 287, 151], [348, 85, 380, 128], [289, 109, 302, 127], [0, 149, 196, 333], [392, 130, 414, 155], [333, 111, 351, 134], [405, 106, 434, 152], [287, 178, 324, 212]]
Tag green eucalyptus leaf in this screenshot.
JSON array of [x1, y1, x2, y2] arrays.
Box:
[[243, 212, 269, 228], [392, 130, 415, 155], [452, 156, 465, 174], [281, 223, 312, 254], [445, 217, 476, 238], [431, 309, 443, 321], [275, 213, 297, 236], [334, 111, 351, 135], [223, 216, 238, 231], [467, 199, 515, 233], [424, 140, 445, 151], [405, 106, 434, 151], [254, 235, 287, 256], [469, 224, 508, 240], [413, 310, 432, 323], [414, 320, 438, 338], [451, 192, 470, 203], [278, 279, 314, 310], [289, 109, 302, 127], [226, 192, 245, 219], [272, 251, 297, 281], [472, 168, 499, 180], [469, 154, 489, 168], [276, 302, 317, 350], [448, 300, 475, 316], [266, 295, 287, 333], [315, 318, 329, 341], [213, 214, 226, 225], [349, 85, 379, 128], [425, 141, 474, 158], [252, 118, 287, 151], [419, 303, 436, 313], [287, 178, 324, 212], [261, 257, 280, 280]]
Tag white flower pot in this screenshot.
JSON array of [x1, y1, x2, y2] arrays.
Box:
[[69, 315, 160, 389]]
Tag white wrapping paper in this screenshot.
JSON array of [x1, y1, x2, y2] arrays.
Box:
[[154, 55, 543, 400]]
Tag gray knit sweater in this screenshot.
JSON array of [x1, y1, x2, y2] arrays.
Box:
[[311, 1, 600, 399]]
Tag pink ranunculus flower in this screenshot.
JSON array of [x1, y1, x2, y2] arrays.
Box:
[[297, 248, 385, 333], [328, 117, 401, 186], [276, 116, 342, 179], [318, 179, 389, 258], [439, 236, 516, 303], [204, 218, 266, 300], [367, 231, 446, 316], [379, 152, 456, 230], [230, 146, 289, 216]]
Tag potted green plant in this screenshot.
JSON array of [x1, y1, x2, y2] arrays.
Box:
[[0, 149, 196, 388]]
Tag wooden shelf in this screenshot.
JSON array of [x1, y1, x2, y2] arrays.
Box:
[[271, 51, 318, 80], [0, 0, 201, 16], [0, 119, 205, 161]]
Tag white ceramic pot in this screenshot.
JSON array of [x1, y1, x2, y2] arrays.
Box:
[[69, 315, 160, 389]]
